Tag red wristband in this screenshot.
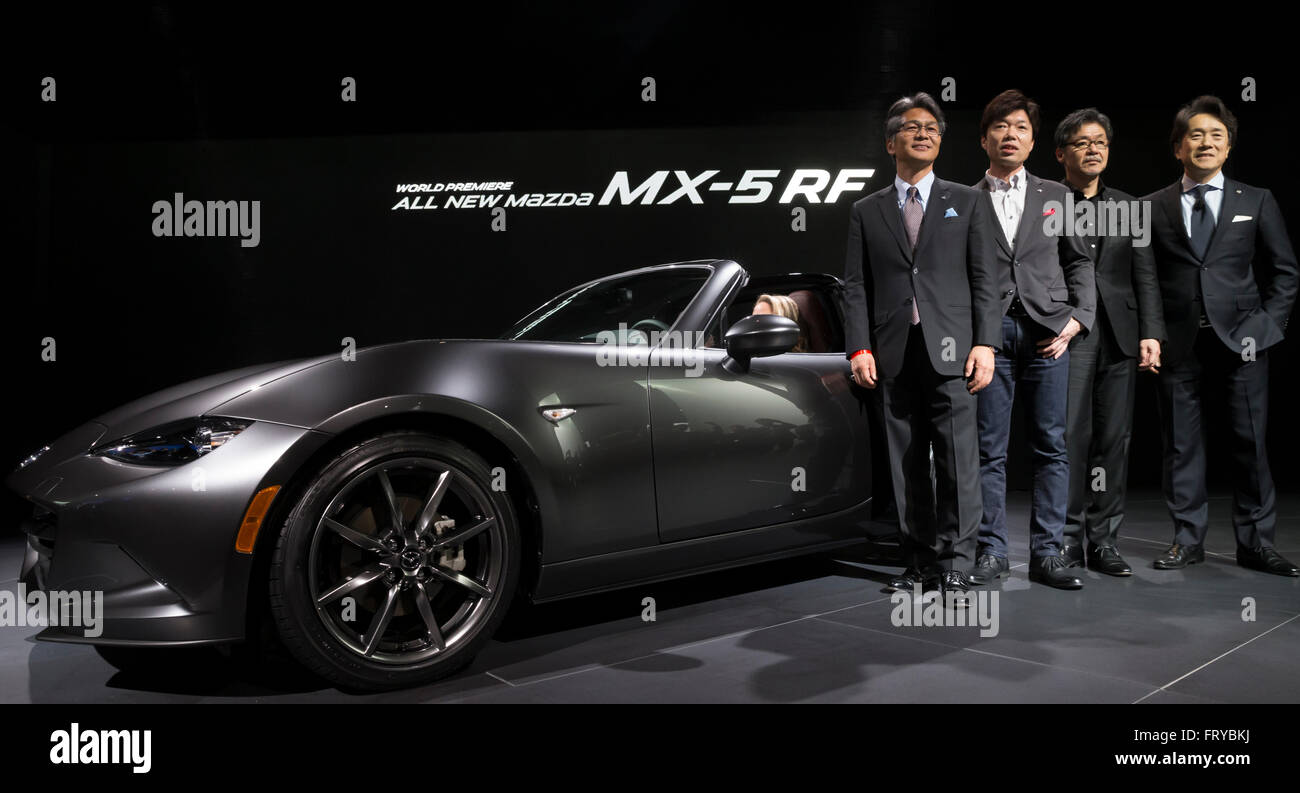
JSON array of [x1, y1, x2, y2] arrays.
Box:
[[851, 349, 871, 359]]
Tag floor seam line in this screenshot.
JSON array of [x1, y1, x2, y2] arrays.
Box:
[[1131, 613, 1300, 703]]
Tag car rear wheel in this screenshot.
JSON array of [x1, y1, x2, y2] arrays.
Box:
[[269, 432, 519, 691]]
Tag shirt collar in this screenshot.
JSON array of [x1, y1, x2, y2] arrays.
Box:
[[985, 166, 1028, 192], [1067, 177, 1106, 202], [895, 170, 936, 206], [1182, 171, 1225, 194]]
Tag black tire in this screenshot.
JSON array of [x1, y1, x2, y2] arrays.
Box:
[[269, 432, 520, 691]]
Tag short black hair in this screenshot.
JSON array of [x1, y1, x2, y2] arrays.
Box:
[[1054, 108, 1114, 150], [980, 89, 1040, 140], [884, 92, 947, 144], [1170, 95, 1238, 150]]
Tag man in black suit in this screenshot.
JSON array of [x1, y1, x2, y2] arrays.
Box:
[[843, 92, 1000, 606], [968, 89, 1095, 590], [1055, 108, 1165, 576], [1145, 95, 1299, 576]]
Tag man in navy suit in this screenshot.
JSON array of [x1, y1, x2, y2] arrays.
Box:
[[843, 93, 1000, 606], [1145, 95, 1299, 576]]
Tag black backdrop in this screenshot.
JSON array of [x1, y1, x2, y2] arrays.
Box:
[[3, 4, 1298, 532]]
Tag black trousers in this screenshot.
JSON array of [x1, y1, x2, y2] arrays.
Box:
[[879, 324, 981, 572], [1156, 327, 1276, 550], [1064, 310, 1136, 549]]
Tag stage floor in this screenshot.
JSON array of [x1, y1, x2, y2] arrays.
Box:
[[3, 489, 1297, 703]]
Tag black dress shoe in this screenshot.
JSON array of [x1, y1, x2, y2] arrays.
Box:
[[941, 570, 972, 608], [1153, 543, 1204, 569], [1060, 541, 1084, 568], [1087, 544, 1132, 576], [1028, 555, 1083, 590], [886, 567, 941, 593], [1237, 547, 1300, 577], [968, 554, 1010, 585]]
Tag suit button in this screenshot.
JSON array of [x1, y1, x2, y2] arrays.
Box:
[[913, 268, 919, 274], [1013, 260, 1020, 267]]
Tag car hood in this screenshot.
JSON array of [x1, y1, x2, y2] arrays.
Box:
[[90, 353, 338, 442]]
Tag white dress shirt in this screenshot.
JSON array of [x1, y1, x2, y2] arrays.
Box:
[[894, 170, 935, 212], [985, 166, 1028, 249]]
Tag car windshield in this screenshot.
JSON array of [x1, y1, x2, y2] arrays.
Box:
[[502, 267, 711, 342]]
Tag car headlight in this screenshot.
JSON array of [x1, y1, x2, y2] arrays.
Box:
[[17, 445, 51, 470], [92, 418, 252, 466]]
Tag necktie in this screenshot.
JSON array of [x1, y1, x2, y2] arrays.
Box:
[[1189, 184, 1215, 259], [905, 186, 923, 324]]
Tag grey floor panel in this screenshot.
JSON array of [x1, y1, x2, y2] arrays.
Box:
[[1, 489, 1296, 702]]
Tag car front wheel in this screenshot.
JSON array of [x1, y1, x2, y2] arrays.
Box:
[[269, 432, 519, 691]]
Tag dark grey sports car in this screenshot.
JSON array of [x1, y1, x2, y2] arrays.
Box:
[[7, 259, 875, 690]]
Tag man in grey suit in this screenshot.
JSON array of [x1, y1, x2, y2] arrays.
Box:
[[968, 89, 1095, 590], [843, 92, 1000, 606], [1055, 108, 1166, 576]]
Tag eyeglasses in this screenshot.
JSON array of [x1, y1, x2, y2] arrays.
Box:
[[899, 122, 943, 137], [1068, 139, 1109, 151]]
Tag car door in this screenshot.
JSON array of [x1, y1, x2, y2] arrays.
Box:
[[647, 277, 874, 543]]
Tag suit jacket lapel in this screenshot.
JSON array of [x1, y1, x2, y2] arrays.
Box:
[[1159, 180, 1195, 260], [976, 180, 1014, 259], [1013, 175, 1046, 253], [1092, 187, 1108, 263], [875, 189, 913, 262], [1204, 178, 1241, 261]]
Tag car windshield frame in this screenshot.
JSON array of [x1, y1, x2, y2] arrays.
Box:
[[500, 264, 716, 343]]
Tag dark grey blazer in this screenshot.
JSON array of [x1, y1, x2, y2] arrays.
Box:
[[972, 171, 1095, 336], [1069, 183, 1166, 357], [843, 176, 1001, 379]]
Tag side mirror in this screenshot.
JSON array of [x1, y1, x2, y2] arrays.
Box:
[[722, 314, 799, 374]]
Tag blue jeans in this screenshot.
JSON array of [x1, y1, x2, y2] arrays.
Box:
[[977, 314, 1071, 560]]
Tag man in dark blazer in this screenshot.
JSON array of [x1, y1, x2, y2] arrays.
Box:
[[968, 89, 1095, 590], [843, 92, 1000, 605], [1054, 108, 1166, 576], [1145, 95, 1299, 576]]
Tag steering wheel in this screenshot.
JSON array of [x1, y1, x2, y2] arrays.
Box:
[[631, 318, 670, 333]]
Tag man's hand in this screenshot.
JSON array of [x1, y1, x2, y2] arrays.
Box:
[[850, 352, 878, 389], [1038, 317, 1082, 359], [965, 346, 995, 393], [1138, 338, 1162, 373]]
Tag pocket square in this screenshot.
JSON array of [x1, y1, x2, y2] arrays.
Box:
[[944, 207, 958, 218], [1232, 214, 1253, 222], [1043, 207, 1056, 216]]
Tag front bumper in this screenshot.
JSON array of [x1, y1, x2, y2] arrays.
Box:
[[8, 420, 325, 646]]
